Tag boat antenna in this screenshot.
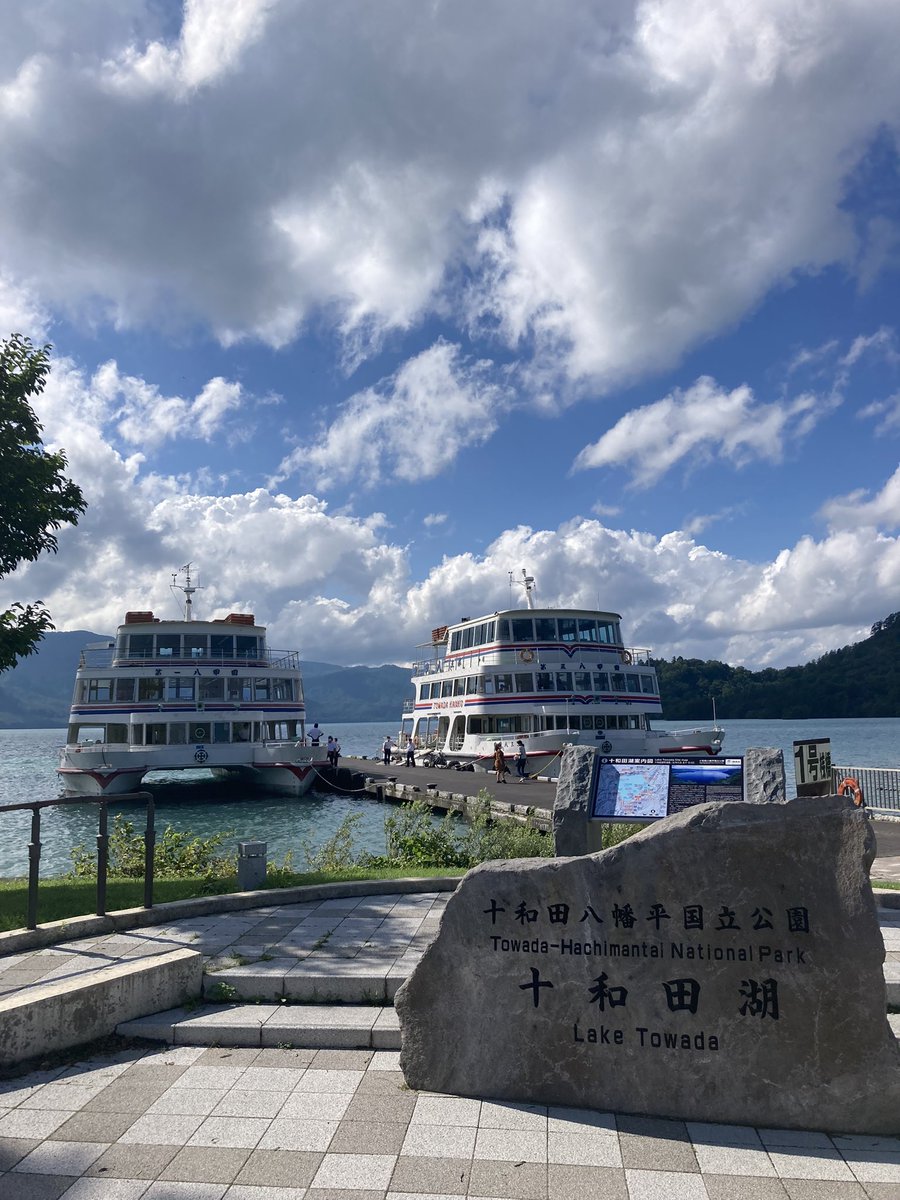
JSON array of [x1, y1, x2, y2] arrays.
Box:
[[518, 568, 536, 610], [172, 562, 203, 621]]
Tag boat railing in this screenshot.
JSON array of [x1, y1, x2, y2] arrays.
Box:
[[0, 792, 158, 930], [401, 699, 414, 714], [412, 647, 655, 674], [832, 764, 900, 818], [79, 647, 300, 670]]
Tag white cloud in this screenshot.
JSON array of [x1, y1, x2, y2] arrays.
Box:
[[572, 376, 828, 486], [423, 513, 448, 527], [0, 0, 897, 395], [819, 465, 900, 533], [274, 340, 514, 490]]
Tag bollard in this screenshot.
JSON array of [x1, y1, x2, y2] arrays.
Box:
[[237, 840, 267, 891]]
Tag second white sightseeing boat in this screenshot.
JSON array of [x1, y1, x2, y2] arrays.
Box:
[[397, 573, 724, 777], [58, 566, 324, 796]]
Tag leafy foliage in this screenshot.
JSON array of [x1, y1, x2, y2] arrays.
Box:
[[69, 815, 237, 881], [0, 335, 86, 672], [655, 614, 900, 719]]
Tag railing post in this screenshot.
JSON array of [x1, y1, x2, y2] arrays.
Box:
[[96, 801, 109, 916], [27, 806, 42, 930], [143, 792, 156, 909]]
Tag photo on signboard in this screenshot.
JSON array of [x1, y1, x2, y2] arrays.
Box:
[[591, 757, 744, 822]]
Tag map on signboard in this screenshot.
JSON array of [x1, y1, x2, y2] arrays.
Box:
[[592, 761, 670, 819]]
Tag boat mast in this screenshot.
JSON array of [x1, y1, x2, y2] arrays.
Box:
[[521, 569, 536, 610], [172, 562, 203, 622]]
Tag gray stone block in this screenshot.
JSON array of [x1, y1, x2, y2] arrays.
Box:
[[398, 795, 900, 1134]]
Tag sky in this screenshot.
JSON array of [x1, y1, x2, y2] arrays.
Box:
[[2, 0, 900, 672]]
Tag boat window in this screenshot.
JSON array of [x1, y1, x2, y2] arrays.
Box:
[[138, 678, 164, 701], [87, 678, 113, 702], [235, 635, 258, 660], [593, 672, 610, 691], [184, 634, 207, 658], [106, 724, 128, 743], [453, 678, 466, 695], [468, 716, 484, 735], [191, 723, 211, 743], [271, 678, 293, 700], [496, 619, 510, 641], [165, 677, 194, 700], [200, 677, 224, 701], [567, 715, 582, 730], [254, 678, 271, 700], [441, 680, 453, 698], [450, 630, 462, 652], [213, 723, 230, 743], [611, 670, 625, 690], [535, 671, 553, 691], [574, 671, 591, 691], [626, 674, 641, 693], [558, 618, 577, 643], [148, 723, 168, 745], [466, 676, 481, 694], [578, 618, 599, 642], [495, 673, 513, 693], [114, 678, 136, 702], [496, 716, 514, 735], [641, 675, 656, 694], [227, 677, 252, 701], [555, 671, 573, 691], [514, 672, 533, 692], [462, 625, 474, 649], [157, 634, 180, 657], [169, 724, 187, 744], [485, 620, 496, 643], [472, 623, 484, 646], [597, 623, 614, 644], [483, 676, 494, 694], [611, 623, 622, 643], [628, 714, 641, 729], [211, 634, 234, 658], [128, 634, 154, 659], [420, 683, 431, 700], [535, 617, 556, 640], [582, 715, 595, 729], [511, 618, 533, 641]]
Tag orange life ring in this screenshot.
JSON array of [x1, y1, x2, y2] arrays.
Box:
[[621, 650, 632, 665], [519, 648, 535, 663], [838, 776, 864, 807]]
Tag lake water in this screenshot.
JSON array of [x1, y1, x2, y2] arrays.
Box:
[[0, 718, 896, 878]]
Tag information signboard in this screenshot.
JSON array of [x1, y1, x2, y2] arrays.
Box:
[[590, 756, 744, 822], [793, 738, 831, 795]]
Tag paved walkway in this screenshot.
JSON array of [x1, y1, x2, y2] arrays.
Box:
[[1, 1041, 900, 1199]]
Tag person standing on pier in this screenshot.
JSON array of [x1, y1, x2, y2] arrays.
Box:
[[405, 737, 415, 767], [326, 735, 335, 765], [331, 737, 341, 769], [383, 735, 393, 764], [494, 742, 507, 783], [515, 739, 528, 782]]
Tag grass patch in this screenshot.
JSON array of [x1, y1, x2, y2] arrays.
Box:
[[873, 879, 900, 890], [0, 865, 464, 934]]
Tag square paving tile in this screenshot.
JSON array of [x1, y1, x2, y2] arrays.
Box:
[[51, 1112, 138, 1142], [478, 1102, 547, 1132], [0, 1110, 74, 1139], [388, 1154, 470, 1195], [147, 1088, 230, 1117], [467, 1157, 548, 1200], [257, 1119, 338, 1153], [188, 1116, 272, 1149], [118, 1114, 205, 1146], [400, 1125, 476, 1159], [142, 1183, 227, 1200], [13, 1140, 108, 1175], [223, 1188, 308, 1200], [767, 1149, 856, 1180], [473, 1128, 546, 1164], [292, 1070, 365, 1094], [86, 1143, 180, 1179], [0, 1175, 80, 1200], [160, 1145, 252, 1183], [839, 1151, 900, 1183], [702, 1176, 790, 1200], [692, 1143, 777, 1176], [279, 1091, 354, 1122], [547, 1130, 620, 1168], [409, 1096, 481, 1127], [343, 1092, 416, 1125], [547, 1162, 627, 1199], [547, 1106, 616, 1133], [625, 1168, 710, 1200], [619, 1133, 699, 1172], [233, 1148, 323, 1188], [54, 1179, 155, 1199], [780, 1182, 868, 1199], [329, 1120, 407, 1155], [0, 1137, 39, 1169], [310, 1152, 397, 1190]]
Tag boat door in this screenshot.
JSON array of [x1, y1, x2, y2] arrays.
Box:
[[449, 714, 465, 751]]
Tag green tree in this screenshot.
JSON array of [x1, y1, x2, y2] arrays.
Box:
[[0, 335, 86, 672]]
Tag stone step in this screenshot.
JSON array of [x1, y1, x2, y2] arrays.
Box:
[[202, 961, 409, 1004], [117, 1002, 401, 1050]]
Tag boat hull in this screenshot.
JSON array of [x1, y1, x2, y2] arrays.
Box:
[[58, 744, 323, 797]]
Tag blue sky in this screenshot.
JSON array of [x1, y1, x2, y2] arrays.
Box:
[[2, 0, 900, 671]]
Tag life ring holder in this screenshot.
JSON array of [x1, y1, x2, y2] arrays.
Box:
[[621, 650, 632, 665], [838, 776, 864, 807], [519, 648, 535, 663]]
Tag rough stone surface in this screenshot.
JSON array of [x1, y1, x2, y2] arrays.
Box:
[[397, 795, 900, 1134], [552, 745, 597, 855], [745, 747, 787, 804]]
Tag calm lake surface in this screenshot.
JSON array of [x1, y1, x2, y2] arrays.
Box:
[[0, 718, 896, 878]]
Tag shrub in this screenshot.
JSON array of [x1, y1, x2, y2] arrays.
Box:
[[69, 814, 237, 880]]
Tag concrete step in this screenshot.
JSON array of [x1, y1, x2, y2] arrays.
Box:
[[202, 960, 410, 1003], [117, 1002, 401, 1050]]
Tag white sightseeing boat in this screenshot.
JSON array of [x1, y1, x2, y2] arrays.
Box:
[[396, 573, 724, 776], [58, 566, 324, 796]]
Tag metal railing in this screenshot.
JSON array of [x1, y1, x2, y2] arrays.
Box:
[[79, 647, 300, 670], [0, 792, 156, 930], [832, 766, 900, 818]]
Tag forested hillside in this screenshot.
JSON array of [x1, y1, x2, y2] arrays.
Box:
[[656, 613, 900, 719]]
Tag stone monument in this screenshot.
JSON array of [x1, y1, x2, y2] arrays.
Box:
[[396, 795, 900, 1134]]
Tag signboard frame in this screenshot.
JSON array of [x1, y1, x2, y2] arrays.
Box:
[[589, 755, 745, 823]]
